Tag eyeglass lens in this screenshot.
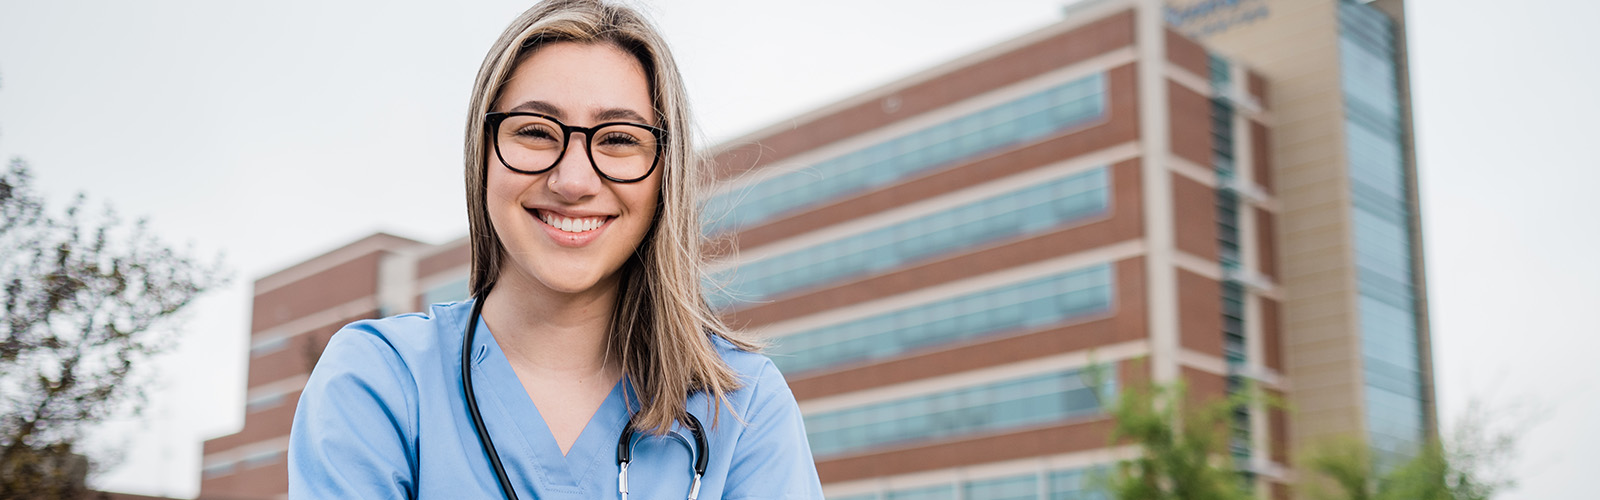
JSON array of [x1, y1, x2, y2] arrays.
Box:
[[496, 115, 658, 181]]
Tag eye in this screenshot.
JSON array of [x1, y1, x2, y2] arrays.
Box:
[[516, 125, 560, 141], [599, 131, 643, 147]]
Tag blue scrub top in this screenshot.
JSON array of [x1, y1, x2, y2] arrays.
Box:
[[288, 299, 824, 499]]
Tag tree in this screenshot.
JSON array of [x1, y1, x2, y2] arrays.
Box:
[[1092, 362, 1262, 500], [0, 160, 227, 497], [1302, 400, 1520, 500]]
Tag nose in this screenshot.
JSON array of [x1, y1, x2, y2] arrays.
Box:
[[545, 131, 604, 201]]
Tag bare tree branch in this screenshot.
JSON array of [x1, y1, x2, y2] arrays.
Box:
[[0, 160, 229, 497]]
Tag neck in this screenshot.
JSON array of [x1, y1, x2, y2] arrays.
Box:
[[480, 269, 622, 380]]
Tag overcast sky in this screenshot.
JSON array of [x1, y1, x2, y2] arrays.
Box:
[[1, 0, 1595, 498]]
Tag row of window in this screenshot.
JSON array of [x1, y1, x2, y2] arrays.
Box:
[[1211, 106, 1237, 177], [1216, 189, 1243, 271], [1340, 0, 1426, 467], [704, 72, 1108, 234], [1209, 53, 1256, 470], [829, 466, 1109, 500], [1352, 204, 1413, 289], [423, 276, 470, 306], [710, 167, 1110, 309], [1221, 282, 1247, 366], [245, 392, 285, 413], [805, 367, 1115, 458], [250, 335, 289, 359], [201, 449, 282, 479], [769, 264, 1114, 375]]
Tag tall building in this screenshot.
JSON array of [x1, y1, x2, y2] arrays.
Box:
[[197, 0, 1432, 498], [1173, 0, 1436, 468], [198, 233, 431, 498]]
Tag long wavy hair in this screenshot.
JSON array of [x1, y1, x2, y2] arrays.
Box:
[[462, 0, 759, 435]]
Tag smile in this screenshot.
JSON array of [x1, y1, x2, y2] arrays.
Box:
[[529, 209, 617, 249], [537, 210, 612, 233]]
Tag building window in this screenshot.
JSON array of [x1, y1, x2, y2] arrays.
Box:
[[886, 485, 956, 500], [201, 460, 234, 479], [830, 466, 1109, 500], [239, 449, 281, 470], [422, 276, 470, 306], [711, 167, 1110, 309], [965, 473, 1038, 500], [770, 264, 1114, 375], [245, 392, 284, 413], [1221, 282, 1246, 366], [1048, 467, 1111, 500], [1341, 0, 1425, 466], [1215, 189, 1241, 270], [804, 367, 1115, 458], [705, 73, 1108, 234], [249, 336, 289, 359]]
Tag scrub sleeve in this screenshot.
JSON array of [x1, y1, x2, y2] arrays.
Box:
[[288, 328, 419, 499]]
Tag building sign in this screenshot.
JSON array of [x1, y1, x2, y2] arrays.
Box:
[[1165, 0, 1270, 38]]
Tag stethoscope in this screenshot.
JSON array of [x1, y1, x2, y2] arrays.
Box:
[[461, 296, 710, 500]]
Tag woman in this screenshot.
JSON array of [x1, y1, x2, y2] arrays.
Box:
[[287, 1, 825, 498]]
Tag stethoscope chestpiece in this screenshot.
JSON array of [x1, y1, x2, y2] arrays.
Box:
[[616, 412, 709, 500]]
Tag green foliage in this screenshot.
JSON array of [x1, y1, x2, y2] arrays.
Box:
[[1093, 363, 1260, 500], [0, 160, 227, 497], [1304, 437, 1376, 500], [1302, 401, 1519, 500]]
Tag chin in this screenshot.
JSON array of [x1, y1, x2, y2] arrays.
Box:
[[531, 261, 616, 295]]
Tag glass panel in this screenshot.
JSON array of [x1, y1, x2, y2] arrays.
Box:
[[1048, 467, 1111, 500], [1341, 0, 1425, 466], [966, 473, 1039, 500], [886, 485, 956, 500], [422, 276, 470, 305], [705, 73, 1108, 234], [712, 168, 1110, 309], [770, 264, 1113, 374], [803, 368, 1116, 457]]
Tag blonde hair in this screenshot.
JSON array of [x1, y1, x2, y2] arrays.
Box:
[[463, 0, 760, 435]]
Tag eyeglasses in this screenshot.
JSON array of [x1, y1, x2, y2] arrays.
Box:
[[486, 112, 666, 183]]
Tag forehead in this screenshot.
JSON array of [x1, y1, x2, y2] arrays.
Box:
[[494, 41, 655, 125]]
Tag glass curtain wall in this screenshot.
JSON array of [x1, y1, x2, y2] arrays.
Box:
[[1339, 0, 1426, 465]]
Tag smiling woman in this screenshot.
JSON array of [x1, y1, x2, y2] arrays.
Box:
[[285, 1, 824, 498]]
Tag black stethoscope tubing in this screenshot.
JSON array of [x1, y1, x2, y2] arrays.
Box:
[[461, 296, 710, 500]]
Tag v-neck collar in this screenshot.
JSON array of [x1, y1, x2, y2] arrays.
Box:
[[468, 312, 630, 496]]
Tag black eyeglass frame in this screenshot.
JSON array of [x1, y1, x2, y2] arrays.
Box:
[[485, 111, 667, 183]]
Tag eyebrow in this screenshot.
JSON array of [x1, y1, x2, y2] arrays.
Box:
[[507, 100, 650, 124]]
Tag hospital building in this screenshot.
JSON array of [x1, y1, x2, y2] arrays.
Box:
[[197, 0, 1434, 498]]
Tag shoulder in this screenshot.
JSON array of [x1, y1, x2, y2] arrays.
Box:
[[297, 302, 473, 429], [322, 300, 473, 370], [706, 334, 794, 412], [300, 300, 474, 412], [705, 335, 824, 496], [708, 334, 781, 383]]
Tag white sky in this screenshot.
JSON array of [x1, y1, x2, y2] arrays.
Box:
[[0, 0, 1595, 498]]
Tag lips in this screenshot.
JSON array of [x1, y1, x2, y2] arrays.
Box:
[[537, 211, 611, 233], [531, 206, 617, 241]]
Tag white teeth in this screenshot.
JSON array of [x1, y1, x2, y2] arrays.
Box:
[[539, 211, 607, 233]]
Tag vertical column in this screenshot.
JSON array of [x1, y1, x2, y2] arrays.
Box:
[[377, 249, 419, 317], [1136, 0, 1179, 384]]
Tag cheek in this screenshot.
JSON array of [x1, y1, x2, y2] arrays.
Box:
[[485, 168, 534, 211], [627, 181, 663, 232], [483, 168, 535, 235]]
